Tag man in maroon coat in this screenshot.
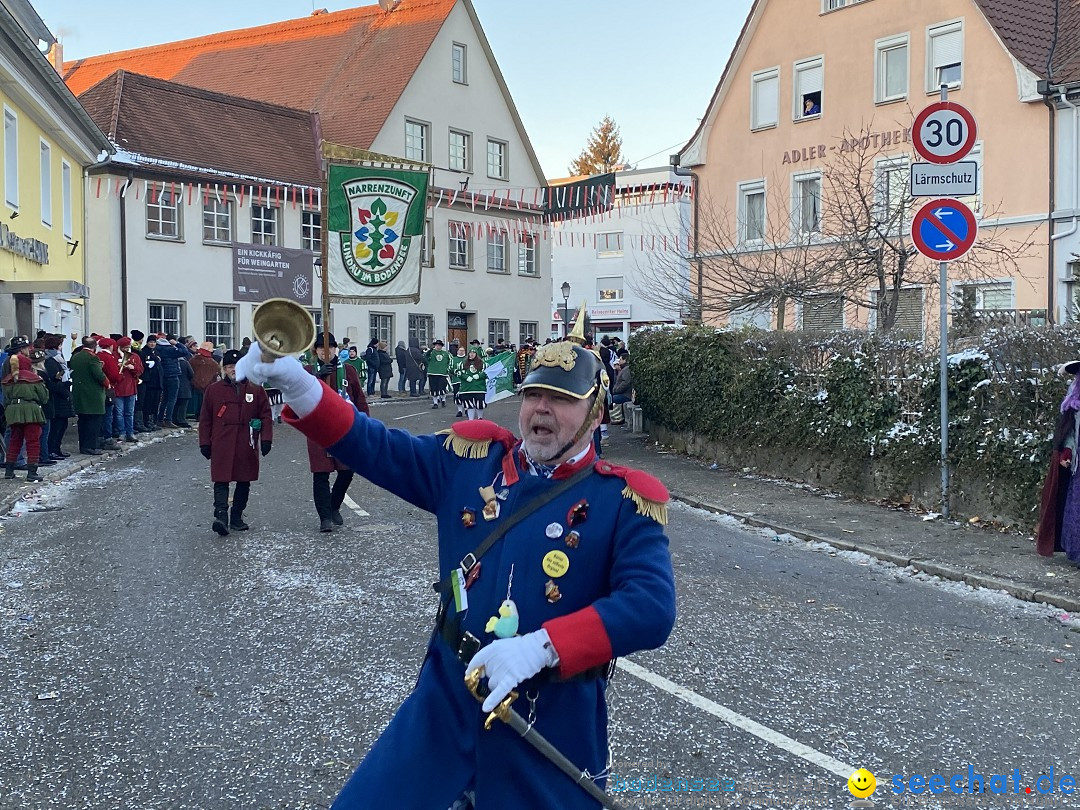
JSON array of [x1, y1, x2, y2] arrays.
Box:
[[198, 349, 273, 536], [306, 332, 369, 533]]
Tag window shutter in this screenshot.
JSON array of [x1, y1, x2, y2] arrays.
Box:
[[798, 63, 823, 95], [932, 29, 962, 68], [753, 75, 778, 128], [895, 289, 924, 334]]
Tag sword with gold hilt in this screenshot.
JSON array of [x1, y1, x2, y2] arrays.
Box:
[[464, 666, 625, 810]]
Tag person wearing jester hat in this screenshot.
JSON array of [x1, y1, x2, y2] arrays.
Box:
[[234, 327, 676, 809], [198, 349, 272, 536], [425, 339, 453, 410], [305, 332, 369, 533]]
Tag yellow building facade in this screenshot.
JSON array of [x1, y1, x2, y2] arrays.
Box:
[[0, 0, 110, 340]]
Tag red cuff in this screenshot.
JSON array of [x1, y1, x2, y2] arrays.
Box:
[[1064, 448, 1073, 462], [282, 380, 355, 448], [542, 606, 613, 679]]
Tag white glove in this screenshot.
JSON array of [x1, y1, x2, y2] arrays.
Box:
[[469, 629, 559, 712], [234, 341, 323, 417]]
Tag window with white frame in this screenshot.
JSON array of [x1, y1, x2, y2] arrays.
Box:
[[408, 313, 434, 346], [203, 198, 233, 243], [519, 321, 538, 344], [309, 308, 326, 331], [487, 230, 508, 273], [149, 302, 183, 336], [302, 209, 321, 253], [801, 295, 844, 330], [204, 305, 236, 346], [597, 276, 624, 301], [61, 161, 72, 239], [871, 287, 924, 334], [792, 173, 821, 236], [738, 180, 766, 242], [147, 187, 181, 239], [449, 129, 471, 172], [422, 217, 434, 267], [875, 34, 909, 103], [729, 303, 772, 330], [39, 140, 51, 227], [597, 232, 623, 257], [518, 232, 537, 276], [875, 157, 910, 225], [251, 205, 279, 246], [927, 21, 963, 92], [452, 42, 467, 84], [4, 108, 17, 209], [1068, 261, 1080, 321], [488, 319, 510, 346], [751, 68, 780, 130], [449, 222, 470, 268], [487, 139, 507, 180], [405, 119, 429, 162], [823, 0, 866, 10], [794, 57, 823, 119], [370, 313, 393, 345], [956, 281, 1013, 311]]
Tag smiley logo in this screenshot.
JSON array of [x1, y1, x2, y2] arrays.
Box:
[[847, 768, 876, 799]]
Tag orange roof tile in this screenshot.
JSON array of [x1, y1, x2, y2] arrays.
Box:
[[63, 0, 457, 150]]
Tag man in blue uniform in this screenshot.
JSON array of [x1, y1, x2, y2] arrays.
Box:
[[236, 338, 676, 810]]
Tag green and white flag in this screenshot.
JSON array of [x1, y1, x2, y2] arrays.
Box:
[[485, 351, 516, 404], [327, 164, 429, 304]]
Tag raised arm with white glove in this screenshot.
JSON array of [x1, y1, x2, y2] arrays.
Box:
[[467, 629, 560, 712], [234, 341, 323, 417]]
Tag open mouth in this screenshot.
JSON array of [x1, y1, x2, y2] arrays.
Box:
[[530, 425, 555, 438]]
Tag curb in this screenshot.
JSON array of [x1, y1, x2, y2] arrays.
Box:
[[672, 493, 1080, 615]]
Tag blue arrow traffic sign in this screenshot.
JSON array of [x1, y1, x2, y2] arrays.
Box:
[[910, 198, 978, 262]]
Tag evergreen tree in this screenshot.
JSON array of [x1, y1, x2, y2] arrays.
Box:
[[568, 116, 627, 176]]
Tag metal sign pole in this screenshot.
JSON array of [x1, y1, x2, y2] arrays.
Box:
[[937, 83, 950, 519]]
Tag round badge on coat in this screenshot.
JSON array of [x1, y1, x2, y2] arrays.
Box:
[[545, 522, 563, 539], [542, 550, 569, 578]]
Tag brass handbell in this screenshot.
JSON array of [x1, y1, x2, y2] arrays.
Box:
[[251, 298, 317, 362]]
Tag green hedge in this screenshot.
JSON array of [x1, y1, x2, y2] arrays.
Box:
[[629, 325, 1080, 523]]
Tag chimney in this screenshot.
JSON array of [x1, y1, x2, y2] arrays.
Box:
[[47, 40, 63, 73], [311, 8, 328, 15]]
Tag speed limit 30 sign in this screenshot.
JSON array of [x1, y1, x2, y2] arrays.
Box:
[[912, 101, 977, 164]]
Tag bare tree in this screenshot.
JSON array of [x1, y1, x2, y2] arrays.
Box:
[[635, 122, 1038, 331]]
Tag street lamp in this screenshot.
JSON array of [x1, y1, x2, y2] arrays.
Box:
[[561, 281, 571, 338]]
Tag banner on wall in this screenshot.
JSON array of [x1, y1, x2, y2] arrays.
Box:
[[326, 163, 430, 304], [232, 244, 314, 305]]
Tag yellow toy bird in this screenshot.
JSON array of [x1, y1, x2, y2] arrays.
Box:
[[484, 599, 519, 638]]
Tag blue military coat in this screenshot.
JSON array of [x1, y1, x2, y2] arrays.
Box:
[[286, 384, 677, 810]]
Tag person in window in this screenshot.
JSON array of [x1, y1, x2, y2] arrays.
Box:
[[803, 98, 820, 116]]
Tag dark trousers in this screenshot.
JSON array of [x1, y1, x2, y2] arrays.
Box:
[[173, 397, 190, 425], [381, 377, 391, 397], [190, 390, 204, 421], [366, 366, 377, 395], [77, 413, 103, 451], [312, 470, 355, 519], [213, 481, 251, 517], [48, 417, 69, 455], [100, 399, 116, 439], [159, 376, 180, 422], [142, 388, 161, 426]]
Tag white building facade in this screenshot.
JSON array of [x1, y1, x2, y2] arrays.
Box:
[[67, 0, 550, 350], [549, 166, 690, 342]]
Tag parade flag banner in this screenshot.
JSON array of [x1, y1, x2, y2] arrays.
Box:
[[327, 164, 430, 304], [485, 352, 516, 404]]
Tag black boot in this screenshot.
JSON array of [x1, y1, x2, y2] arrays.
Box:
[[212, 508, 230, 536], [4, 463, 14, 479], [330, 508, 344, 526], [229, 508, 249, 531], [25, 465, 43, 483], [319, 517, 334, 533]]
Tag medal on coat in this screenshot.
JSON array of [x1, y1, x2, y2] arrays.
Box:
[[568, 500, 588, 526], [545, 522, 563, 539], [461, 507, 477, 528], [544, 579, 561, 603], [565, 530, 581, 549], [479, 485, 500, 521]]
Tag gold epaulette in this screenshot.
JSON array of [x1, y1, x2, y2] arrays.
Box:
[[595, 461, 670, 525], [438, 420, 517, 460]]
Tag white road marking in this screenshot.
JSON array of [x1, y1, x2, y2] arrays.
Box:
[[342, 495, 369, 517], [616, 659, 855, 780], [393, 411, 433, 420]]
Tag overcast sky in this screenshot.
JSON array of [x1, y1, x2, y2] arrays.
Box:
[[34, 0, 753, 180]]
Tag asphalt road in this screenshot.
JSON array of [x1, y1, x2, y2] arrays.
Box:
[[1, 397, 1077, 810]]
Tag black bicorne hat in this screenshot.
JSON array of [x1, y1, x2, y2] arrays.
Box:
[[519, 341, 607, 400]]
